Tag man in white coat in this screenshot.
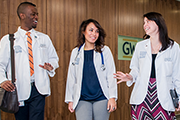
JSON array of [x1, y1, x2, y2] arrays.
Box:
[[0, 2, 59, 120]]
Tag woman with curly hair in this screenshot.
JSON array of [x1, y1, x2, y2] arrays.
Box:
[[65, 19, 117, 120]]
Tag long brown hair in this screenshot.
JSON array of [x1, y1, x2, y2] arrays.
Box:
[[77, 19, 106, 53], [143, 12, 174, 51]]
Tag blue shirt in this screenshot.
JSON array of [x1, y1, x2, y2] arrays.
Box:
[[80, 49, 106, 101]]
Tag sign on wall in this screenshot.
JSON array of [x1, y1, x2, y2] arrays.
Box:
[[118, 35, 143, 60]]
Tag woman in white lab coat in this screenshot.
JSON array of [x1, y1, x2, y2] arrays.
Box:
[[65, 19, 117, 120], [114, 12, 180, 120]]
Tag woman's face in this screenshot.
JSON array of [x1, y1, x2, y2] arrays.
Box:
[[83, 22, 99, 45], [143, 17, 159, 36]]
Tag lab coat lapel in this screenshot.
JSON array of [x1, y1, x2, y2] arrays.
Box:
[[145, 39, 152, 59], [33, 31, 39, 46], [155, 46, 170, 68], [14, 32, 28, 53], [93, 50, 100, 72], [78, 44, 84, 83], [79, 44, 85, 63], [156, 47, 169, 58]]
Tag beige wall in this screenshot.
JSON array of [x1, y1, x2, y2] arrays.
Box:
[[0, 0, 180, 119]]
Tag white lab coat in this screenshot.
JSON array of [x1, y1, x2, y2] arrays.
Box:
[[65, 44, 117, 109], [127, 39, 180, 111], [0, 27, 59, 102]]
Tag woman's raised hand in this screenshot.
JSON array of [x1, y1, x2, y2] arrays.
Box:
[[114, 71, 133, 84]]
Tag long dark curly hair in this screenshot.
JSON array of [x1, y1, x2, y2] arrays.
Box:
[[76, 19, 106, 53]]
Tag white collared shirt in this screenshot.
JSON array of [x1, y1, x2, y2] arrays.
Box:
[[18, 27, 35, 81]]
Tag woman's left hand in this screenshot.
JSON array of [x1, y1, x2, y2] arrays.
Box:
[[107, 98, 117, 113], [176, 102, 180, 111]]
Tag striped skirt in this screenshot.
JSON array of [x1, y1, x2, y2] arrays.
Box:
[[131, 78, 176, 120]]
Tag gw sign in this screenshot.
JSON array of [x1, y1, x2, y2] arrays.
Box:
[[118, 35, 142, 60]]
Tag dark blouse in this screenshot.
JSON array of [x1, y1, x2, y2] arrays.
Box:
[[150, 54, 157, 78], [80, 50, 106, 101]]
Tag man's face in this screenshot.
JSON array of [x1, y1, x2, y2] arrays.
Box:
[[21, 5, 38, 30]]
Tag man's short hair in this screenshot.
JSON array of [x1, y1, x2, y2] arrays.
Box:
[[17, 2, 36, 19]]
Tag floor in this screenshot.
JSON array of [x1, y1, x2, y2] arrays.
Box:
[[176, 114, 180, 120]]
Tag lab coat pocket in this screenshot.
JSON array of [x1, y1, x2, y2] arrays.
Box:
[[39, 45, 49, 64], [139, 57, 145, 68]]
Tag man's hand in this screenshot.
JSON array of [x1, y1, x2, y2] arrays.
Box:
[[39, 62, 53, 71], [0, 80, 15, 92]]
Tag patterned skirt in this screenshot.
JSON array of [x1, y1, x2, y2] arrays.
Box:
[[131, 78, 176, 120]]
